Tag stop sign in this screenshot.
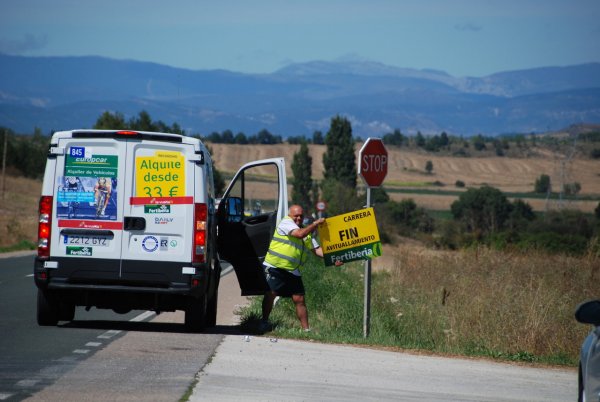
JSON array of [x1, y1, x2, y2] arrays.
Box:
[[358, 138, 388, 187]]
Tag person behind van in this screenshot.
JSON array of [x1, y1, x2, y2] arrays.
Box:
[[94, 177, 112, 216], [260, 204, 342, 332]]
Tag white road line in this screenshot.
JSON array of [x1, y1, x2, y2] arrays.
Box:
[[85, 342, 102, 347], [25, 274, 34, 277], [0, 393, 14, 400], [16, 379, 40, 387], [55, 356, 78, 363], [130, 311, 155, 322], [73, 349, 90, 354], [98, 329, 121, 339]]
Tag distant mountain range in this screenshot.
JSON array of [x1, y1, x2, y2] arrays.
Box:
[[0, 53, 599, 137]]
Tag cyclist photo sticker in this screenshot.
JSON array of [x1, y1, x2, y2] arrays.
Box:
[[56, 148, 119, 221]]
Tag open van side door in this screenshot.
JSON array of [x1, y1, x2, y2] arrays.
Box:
[[216, 158, 288, 296]]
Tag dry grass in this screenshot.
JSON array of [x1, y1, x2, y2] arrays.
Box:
[[0, 175, 41, 248], [374, 242, 598, 362]]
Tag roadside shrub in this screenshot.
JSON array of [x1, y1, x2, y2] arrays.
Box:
[[450, 185, 512, 235], [563, 182, 581, 196], [455, 180, 465, 188], [534, 174, 551, 193], [375, 199, 435, 241], [516, 232, 588, 255], [434, 220, 463, 250], [529, 209, 593, 239]]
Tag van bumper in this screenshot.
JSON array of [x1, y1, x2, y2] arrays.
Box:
[[34, 257, 213, 312]]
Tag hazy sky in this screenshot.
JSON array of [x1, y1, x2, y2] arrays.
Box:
[[1, 0, 599, 77]]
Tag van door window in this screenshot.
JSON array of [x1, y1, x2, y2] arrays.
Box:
[[217, 161, 285, 296]]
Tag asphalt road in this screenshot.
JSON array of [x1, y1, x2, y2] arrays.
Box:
[[0, 252, 578, 401], [0, 253, 140, 400], [0, 253, 236, 401]]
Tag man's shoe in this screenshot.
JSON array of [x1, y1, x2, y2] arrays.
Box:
[[258, 320, 271, 332]]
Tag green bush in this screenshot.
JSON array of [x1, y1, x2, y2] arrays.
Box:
[[516, 232, 588, 255]]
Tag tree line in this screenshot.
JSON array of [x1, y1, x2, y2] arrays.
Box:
[[2, 110, 600, 256]]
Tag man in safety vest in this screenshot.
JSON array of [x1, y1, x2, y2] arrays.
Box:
[[260, 204, 342, 332]]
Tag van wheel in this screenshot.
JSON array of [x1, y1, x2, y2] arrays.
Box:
[[59, 302, 76, 322], [37, 289, 59, 326], [206, 289, 218, 327], [185, 294, 207, 332]]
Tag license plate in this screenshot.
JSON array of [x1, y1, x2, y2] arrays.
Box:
[[64, 235, 110, 247]]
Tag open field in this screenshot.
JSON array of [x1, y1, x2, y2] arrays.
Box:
[[210, 143, 600, 212], [0, 175, 41, 249]]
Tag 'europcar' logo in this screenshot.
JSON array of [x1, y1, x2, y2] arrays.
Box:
[[142, 236, 159, 252]]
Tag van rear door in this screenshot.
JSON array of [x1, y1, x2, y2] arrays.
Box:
[[120, 138, 200, 282], [216, 158, 288, 296], [52, 136, 126, 278]]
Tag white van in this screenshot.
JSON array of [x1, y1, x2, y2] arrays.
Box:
[[34, 129, 288, 331]]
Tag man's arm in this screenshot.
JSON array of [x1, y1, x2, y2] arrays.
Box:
[[289, 218, 325, 239]]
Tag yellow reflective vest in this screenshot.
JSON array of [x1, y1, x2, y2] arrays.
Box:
[[264, 217, 313, 271]]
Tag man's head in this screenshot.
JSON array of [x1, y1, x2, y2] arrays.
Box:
[[98, 177, 106, 185], [288, 205, 304, 226]]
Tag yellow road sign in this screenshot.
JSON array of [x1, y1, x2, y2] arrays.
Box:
[[317, 207, 382, 266]]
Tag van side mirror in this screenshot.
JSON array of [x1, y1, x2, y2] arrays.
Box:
[[575, 300, 600, 326], [226, 197, 243, 223]]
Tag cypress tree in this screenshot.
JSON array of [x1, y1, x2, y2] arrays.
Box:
[[291, 141, 313, 210], [323, 116, 356, 189]]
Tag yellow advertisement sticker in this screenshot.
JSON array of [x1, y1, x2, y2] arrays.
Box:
[[317, 207, 382, 266], [135, 151, 185, 197]]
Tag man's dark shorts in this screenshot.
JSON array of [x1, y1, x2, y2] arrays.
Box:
[[264, 266, 305, 297]]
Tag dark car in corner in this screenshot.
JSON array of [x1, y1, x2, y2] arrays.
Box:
[[576, 300, 600, 402]]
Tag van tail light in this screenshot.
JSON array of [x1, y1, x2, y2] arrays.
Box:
[[38, 196, 53, 258], [193, 203, 207, 263]]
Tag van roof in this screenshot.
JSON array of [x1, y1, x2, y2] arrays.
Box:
[[51, 129, 210, 158]]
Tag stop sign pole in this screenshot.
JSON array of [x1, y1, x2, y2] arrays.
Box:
[[358, 138, 388, 338]]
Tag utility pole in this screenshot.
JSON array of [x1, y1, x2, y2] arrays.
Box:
[[1, 128, 7, 200]]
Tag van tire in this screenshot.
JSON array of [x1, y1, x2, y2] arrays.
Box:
[[185, 294, 207, 332], [59, 302, 76, 322], [206, 289, 218, 327], [37, 289, 59, 326]]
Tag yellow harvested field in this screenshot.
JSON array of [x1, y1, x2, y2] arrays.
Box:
[[0, 175, 42, 248], [209, 143, 600, 212]]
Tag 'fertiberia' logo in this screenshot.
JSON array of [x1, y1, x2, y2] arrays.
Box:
[[144, 204, 171, 214], [66, 246, 92, 256]]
